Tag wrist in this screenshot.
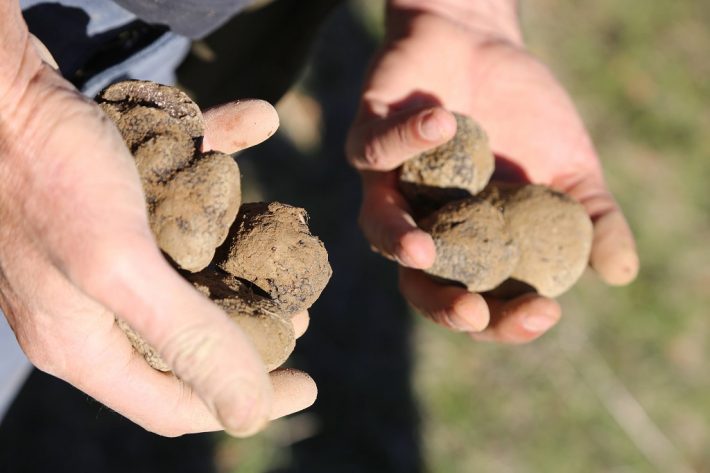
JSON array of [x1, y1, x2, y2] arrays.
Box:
[[387, 0, 523, 47]]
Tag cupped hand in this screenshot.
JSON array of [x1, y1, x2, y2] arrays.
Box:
[[0, 38, 314, 437], [346, 11, 639, 343]]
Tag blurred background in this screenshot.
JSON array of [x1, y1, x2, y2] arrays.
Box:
[[2, 1, 708, 472]]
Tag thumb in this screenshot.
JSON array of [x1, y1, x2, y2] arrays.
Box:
[[346, 106, 457, 171], [65, 234, 274, 437], [202, 99, 280, 154]]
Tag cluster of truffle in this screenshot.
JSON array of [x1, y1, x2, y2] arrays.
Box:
[[399, 113, 593, 298], [97, 81, 332, 372]]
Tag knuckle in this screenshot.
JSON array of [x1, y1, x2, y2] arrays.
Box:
[[362, 135, 385, 169], [160, 323, 221, 385]]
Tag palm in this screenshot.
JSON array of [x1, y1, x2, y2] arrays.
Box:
[[464, 45, 600, 187]]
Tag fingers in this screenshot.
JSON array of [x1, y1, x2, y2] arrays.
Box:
[[472, 294, 561, 344], [400, 268, 561, 343], [348, 107, 455, 269], [291, 311, 309, 339], [202, 99, 279, 154], [588, 210, 639, 285], [359, 172, 436, 269], [399, 268, 489, 332], [269, 368, 317, 420], [346, 106, 457, 171], [563, 175, 639, 286], [66, 236, 273, 437]]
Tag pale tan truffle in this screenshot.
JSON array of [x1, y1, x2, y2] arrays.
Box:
[[216, 298, 295, 372], [217, 202, 332, 315], [116, 294, 295, 372], [150, 152, 241, 272], [420, 197, 519, 292], [399, 113, 494, 214], [484, 184, 593, 297], [188, 267, 303, 368]]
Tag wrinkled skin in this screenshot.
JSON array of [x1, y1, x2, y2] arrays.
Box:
[[0, 13, 315, 437], [346, 2, 639, 343]]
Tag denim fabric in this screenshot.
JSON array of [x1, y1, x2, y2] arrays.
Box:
[[21, 0, 191, 96], [114, 0, 254, 38], [0, 315, 32, 423]]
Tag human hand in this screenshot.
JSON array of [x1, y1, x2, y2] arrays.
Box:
[[0, 33, 314, 437], [346, 4, 639, 343]]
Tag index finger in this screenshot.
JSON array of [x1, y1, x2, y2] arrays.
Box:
[[359, 171, 436, 269], [202, 99, 280, 154]]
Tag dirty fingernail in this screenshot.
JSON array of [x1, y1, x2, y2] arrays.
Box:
[[419, 109, 456, 142], [419, 111, 445, 141]]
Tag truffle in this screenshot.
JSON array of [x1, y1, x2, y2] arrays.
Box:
[[420, 197, 519, 292], [217, 202, 332, 315], [399, 113, 494, 214]]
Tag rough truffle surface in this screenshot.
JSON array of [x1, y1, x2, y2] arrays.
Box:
[[97, 80, 203, 139], [102, 81, 332, 373], [420, 197, 519, 292], [399, 113, 494, 213], [218, 202, 332, 315], [98, 81, 241, 272]]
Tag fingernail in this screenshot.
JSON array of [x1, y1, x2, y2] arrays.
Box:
[[400, 246, 433, 269], [419, 111, 445, 141], [220, 388, 270, 437], [522, 313, 556, 333], [397, 231, 436, 269], [450, 297, 489, 332], [30, 35, 59, 70], [224, 405, 268, 438]]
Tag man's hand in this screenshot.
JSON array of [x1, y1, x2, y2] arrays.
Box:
[[346, 1, 639, 343], [0, 15, 315, 437]]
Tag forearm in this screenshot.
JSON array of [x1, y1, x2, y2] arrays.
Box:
[[386, 0, 523, 46]]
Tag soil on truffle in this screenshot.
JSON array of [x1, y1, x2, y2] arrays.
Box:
[[101, 81, 332, 373], [399, 113, 494, 216], [97, 80, 204, 139], [217, 202, 332, 315], [98, 82, 241, 272], [420, 197, 519, 293]]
